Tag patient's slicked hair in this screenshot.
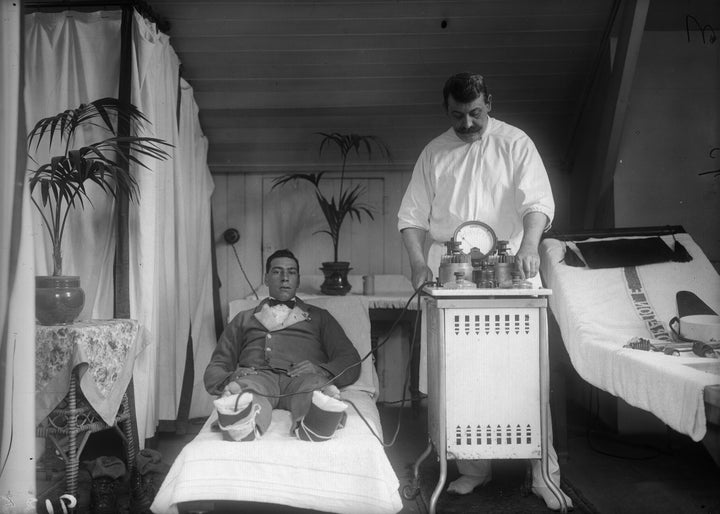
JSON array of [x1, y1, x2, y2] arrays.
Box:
[[265, 249, 300, 273]]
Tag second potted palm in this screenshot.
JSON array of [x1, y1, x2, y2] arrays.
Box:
[[272, 132, 390, 295]]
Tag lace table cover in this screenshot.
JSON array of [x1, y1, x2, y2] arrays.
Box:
[[36, 319, 144, 426]]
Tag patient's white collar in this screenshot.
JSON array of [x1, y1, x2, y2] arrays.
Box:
[[266, 297, 297, 323]]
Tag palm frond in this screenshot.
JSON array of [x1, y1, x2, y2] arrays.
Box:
[[315, 132, 392, 162], [27, 97, 156, 152], [27, 97, 169, 275], [272, 132, 389, 261], [271, 172, 325, 190]]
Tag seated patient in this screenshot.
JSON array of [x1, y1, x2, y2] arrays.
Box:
[[204, 249, 361, 442]]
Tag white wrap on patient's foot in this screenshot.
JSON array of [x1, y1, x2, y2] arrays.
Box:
[[214, 392, 261, 441], [295, 390, 348, 442]]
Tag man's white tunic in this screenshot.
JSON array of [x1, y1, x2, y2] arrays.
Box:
[[398, 116, 554, 271]]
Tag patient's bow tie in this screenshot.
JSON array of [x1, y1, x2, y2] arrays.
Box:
[[267, 298, 296, 309]]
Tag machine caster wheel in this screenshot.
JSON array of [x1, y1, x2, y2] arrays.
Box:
[[402, 483, 420, 500]]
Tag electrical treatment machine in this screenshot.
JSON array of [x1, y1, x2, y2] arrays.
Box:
[[403, 221, 568, 513]]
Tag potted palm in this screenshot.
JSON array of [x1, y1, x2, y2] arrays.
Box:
[[272, 132, 391, 295], [28, 97, 170, 324]]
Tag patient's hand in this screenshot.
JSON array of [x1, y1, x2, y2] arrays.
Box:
[[222, 367, 257, 396], [321, 384, 341, 399], [231, 366, 257, 380], [288, 360, 330, 378], [223, 380, 243, 397]]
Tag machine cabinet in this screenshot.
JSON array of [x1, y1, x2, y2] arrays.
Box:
[[407, 288, 566, 513]]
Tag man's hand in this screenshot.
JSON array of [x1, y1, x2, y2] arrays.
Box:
[[401, 227, 434, 289], [411, 263, 434, 290], [515, 245, 541, 280], [515, 211, 549, 280], [287, 360, 330, 378]]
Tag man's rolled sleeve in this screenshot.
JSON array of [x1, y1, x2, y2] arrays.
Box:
[[513, 137, 555, 230], [397, 152, 433, 232]]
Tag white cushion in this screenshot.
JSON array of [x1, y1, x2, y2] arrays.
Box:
[[227, 295, 378, 397]]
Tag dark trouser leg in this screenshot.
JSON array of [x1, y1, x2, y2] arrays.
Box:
[[232, 371, 281, 434], [276, 373, 328, 426]]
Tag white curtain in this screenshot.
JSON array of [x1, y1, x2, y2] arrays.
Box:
[[128, 10, 216, 434], [1, 1, 37, 511], [178, 78, 216, 419], [23, 8, 217, 445], [127, 11, 181, 438]]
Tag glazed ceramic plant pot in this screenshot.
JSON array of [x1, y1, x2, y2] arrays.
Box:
[[35, 275, 85, 325], [319, 262, 352, 296]]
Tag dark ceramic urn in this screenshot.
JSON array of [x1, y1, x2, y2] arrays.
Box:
[[319, 262, 352, 296], [35, 275, 85, 325]]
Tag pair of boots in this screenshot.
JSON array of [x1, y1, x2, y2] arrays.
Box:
[[214, 389, 347, 442], [85, 456, 125, 514], [85, 450, 168, 514], [131, 448, 171, 513]]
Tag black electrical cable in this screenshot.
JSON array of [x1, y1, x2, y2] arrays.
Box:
[[223, 228, 259, 300], [343, 280, 433, 447], [369, 283, 432, 447]]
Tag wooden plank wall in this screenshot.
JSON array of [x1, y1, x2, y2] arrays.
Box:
[[212, 169, 411, 320]]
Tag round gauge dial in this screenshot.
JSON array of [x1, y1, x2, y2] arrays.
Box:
[[453, 221, 497, 258]]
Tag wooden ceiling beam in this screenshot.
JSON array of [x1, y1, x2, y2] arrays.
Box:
[[583, 0, 649, 229]]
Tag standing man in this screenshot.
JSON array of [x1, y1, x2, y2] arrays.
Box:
[[397, 72, 572, 511]]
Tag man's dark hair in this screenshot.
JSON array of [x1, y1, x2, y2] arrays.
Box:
[[265, 249, 300, 273], [442, 72, 490, 109]]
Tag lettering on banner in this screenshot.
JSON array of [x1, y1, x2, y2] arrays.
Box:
[[623, 267, 672, 341]]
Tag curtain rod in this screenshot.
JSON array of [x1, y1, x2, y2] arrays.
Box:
[[24, 0, 169, 32]]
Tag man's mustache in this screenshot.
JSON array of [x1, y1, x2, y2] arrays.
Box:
[[456, 126, 482, 134]]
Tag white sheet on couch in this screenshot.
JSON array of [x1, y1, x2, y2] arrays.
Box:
[[151, 389, 403, 514], [152, 294, 403, 514], [540, 233, 720, 441]]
